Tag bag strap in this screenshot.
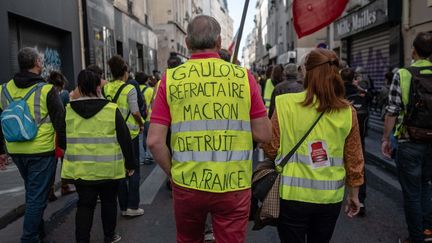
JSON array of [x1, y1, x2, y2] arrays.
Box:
[[112, 83, 129, 103], [141, 85, 149, 95], [276, 112, 324, 171], [23, 83, 45, 101], [1, 83, 13, 104]]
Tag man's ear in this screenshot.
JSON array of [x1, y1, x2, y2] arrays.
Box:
[[215, 36, 222, 50], [186, 37, 192, 50]]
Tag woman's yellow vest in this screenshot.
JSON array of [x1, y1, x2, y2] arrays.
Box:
[[0, 80, 55, 154], [263, 78, 274, 113], [276, 92, 352, 204], [103, 80, 140, 139], [140, 84, 154, 122], [61, 101, 125, 181], [166, 57, 253, 193]]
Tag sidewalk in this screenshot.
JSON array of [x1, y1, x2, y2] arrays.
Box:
[[0, 159, 67, 230], [364, 128, 398, 176]]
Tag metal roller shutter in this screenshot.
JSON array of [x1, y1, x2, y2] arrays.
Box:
[[350, 28, 390, 88]]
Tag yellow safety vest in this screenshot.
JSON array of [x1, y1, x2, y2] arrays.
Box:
[[276, 91, 352, 204], [103, 80, 140, 139], [0, 80, 55, 154], [263, 78, 274, 113], [140, 84, 154, 122], [166, 57, 253, 193], [61, 101, 125, 181]]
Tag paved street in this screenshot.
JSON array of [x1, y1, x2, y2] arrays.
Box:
[[0, 153, 407, 243]]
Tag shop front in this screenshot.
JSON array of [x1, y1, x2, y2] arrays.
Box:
[[335, 0, 402, 88]]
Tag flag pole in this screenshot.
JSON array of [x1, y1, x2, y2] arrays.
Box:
[[231, 0, 250, 64]]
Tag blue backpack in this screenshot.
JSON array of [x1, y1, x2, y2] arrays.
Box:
[[0, 83, 45, 142]]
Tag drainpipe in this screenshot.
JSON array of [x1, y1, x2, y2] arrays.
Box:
[[78, 0, 86, 69], [402, 0, 410, 30]]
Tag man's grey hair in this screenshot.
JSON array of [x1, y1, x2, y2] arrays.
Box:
[[187, 15, 221, 50], [18, 47, 40, 71]]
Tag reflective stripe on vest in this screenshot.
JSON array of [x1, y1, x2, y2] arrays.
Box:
[[0, 80, 55, 154], [172, 150, 252, 163], [62, 102, 125, 181], [103, 81, 140, 138], [276, 91, 352, 204], [281, 176, 345, 191], [167, 57, 253, 193], [171, 120, 251, 133], [275, 153, 344, 167], [65, 153, 123, 162]]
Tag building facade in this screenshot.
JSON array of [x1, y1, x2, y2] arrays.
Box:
[[334, 0, 403, 88], [148, 0, 192, 71], [0, 0, 82, 87], [84, 0, 158, 77], [401, 0, 432, 66]]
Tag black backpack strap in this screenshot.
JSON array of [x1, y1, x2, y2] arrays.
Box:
[[276, 112, 324, 172], [112, 83, 129, 103], [404, 67, 432, 118], [141, 85, 149, 95]]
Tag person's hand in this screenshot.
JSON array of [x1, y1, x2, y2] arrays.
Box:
[[127, 169, 135, 176], [0, 154, 7, 170], [345, 194, 361, 218], [381, 139, 392, 159], [139, 126, 145, 133]]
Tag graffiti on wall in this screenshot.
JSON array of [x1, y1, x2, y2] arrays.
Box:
[[350, 47, 388, 88], [35, 46, 62, 79]]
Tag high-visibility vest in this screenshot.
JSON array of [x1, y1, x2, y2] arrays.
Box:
[[139, 84, 154, 122], [0, 80, 55, 154], [103, 80, 140, 139], [276, 91, 352, 204], [166, 57, 253, 193], [263, 78, 274, 113], [61, 101, 125, 181], [394, 59, 432, 138]]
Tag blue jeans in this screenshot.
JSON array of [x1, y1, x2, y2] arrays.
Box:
[[118, 136, 140, 210], [13, 156, 56, 243], [396, 142, 432, 243]]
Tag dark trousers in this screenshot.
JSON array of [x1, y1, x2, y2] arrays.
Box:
[[396, 142, 432, 243], [13, 155, 56, 243], [277, 200, 342, 243], [75, 180, 119, 243], [358, 113, 368, 203], [118, 136, 140, 210]]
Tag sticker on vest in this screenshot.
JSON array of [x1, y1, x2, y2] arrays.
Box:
[[308, 140, 330, 169]]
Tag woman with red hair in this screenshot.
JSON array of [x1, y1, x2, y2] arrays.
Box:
[[263, 48, 365, 243]]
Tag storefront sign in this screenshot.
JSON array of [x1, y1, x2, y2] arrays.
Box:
[[335, 0, 388, 39]]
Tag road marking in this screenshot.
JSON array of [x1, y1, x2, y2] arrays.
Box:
[[140, 165, 167, 205], [0, 186, 25, 195]]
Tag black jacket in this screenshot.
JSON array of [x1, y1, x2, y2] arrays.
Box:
[[268, 76, 304, 118], [0, 71, 66, 155], [68, 98, 136, 172]]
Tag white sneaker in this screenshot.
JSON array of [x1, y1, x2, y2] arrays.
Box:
[[121, 210, 127, 216], [123, 208, 144, 216]]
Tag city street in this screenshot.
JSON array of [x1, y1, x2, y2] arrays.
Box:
[[0, 148, 408, 242]]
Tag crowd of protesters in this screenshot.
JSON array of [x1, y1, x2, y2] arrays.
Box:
[[0, 14, 431, 243]]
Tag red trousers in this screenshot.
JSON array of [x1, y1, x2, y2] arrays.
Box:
[[172, 183, 251, 243]]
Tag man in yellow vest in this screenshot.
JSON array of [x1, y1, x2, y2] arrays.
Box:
[[103, 55, 145, 217], [0, 47, 66, 242], [382, 32, 432, 243], [147, 15, 272, 243]]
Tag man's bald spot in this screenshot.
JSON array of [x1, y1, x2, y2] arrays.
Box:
[[187, 15, 221, 50]]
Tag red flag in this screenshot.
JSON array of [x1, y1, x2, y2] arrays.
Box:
[[228, 30, 239, 54], [293, 0, 348, 38]]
